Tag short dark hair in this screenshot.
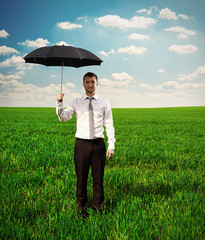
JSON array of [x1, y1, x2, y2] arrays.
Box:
[[83, 72, 98, 82]]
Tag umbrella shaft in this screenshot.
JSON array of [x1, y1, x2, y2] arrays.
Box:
[[61, 61, 64, 93]]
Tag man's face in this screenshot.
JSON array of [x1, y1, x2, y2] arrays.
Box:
[[83, 76, 98, 95]]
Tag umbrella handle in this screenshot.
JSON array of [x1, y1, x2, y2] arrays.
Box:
[[61, 61, 64, 93]]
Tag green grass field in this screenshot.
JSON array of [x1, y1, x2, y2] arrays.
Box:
[[0, 107, 204, 239]]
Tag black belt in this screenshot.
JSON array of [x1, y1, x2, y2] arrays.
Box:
[[76, 138, 104, 143]]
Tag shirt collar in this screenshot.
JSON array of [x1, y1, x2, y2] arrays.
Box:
[[83, 93, 98, 100]]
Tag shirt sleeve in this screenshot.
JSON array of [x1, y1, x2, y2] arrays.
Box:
[[103, 101, 116, 150], [56, 100, 75, 122]]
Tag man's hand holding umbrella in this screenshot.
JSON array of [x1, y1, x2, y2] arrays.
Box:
[[57, 93, 64, 104]]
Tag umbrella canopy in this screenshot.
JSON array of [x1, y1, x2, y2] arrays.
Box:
[[24, 45, 103, 67], [23, 45, 103, 92]]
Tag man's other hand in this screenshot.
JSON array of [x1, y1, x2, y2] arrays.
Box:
[[107, 149, 114, 160]]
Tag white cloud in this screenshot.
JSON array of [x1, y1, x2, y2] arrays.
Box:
[[169, 44, 198, 54], [0, 80, 79, 107], [16, 65, 33, 70], [158, 8, 191, 21], [165, 26, 196, 36], [77, 16, 88, 22], [112, 72, 134, 81], [97, 86, 131, 107], [0, 55, 25, 67], [138, 83, 153, 89], [57, 21, 82, 30], [1, 77, 204, 108], [56, 41, 70, 46], [158, 69, 165, 73], [18, 38, 50, 48], [98, 51, 109, 57], [165, 26, 196, 40], [137, 9, 147, 14], [99, 46, 147, 58], [128, 33, 150, 40], [95, 15, 157, 29], [99, 72, 134, 92], [0, 29, 9, 38], [137, 6, 158, 15], [109, 49, 115, 54], [117, 45, 147, 55], [178, 66, 205, 81], [98, 78, 205, 108], [98, 49, 115, 57], [65, 82, 76, 88], [51, 75, 58, 78], [0, 45, 19, 55], [140, 90, 204, 108], [158, 8, 178, 20], [99, 78, 131, 88], [99, 72, 134, 89], [139, 80, 205, 90], [167, 80, 205, 89], [177, 33, 189, 39], [178, 14, 190, 20], [0, 73, 22, 80], [16, 70, 25, 76]]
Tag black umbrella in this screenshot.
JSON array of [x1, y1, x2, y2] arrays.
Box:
[[23, 45, 103, 92]]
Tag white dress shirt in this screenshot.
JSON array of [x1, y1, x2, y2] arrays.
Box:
[[56, 94, 115, 149]]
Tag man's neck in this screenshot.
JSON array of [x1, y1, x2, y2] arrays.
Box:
[[86, 92, 95, 98]]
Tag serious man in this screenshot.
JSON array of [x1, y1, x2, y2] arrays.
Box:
[[56, 72, 115, 216]]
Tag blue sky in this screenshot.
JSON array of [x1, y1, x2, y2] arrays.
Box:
[[0, 0, 205, 107]]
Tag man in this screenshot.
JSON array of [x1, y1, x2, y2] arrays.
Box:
[[56, 72, 115, 216]]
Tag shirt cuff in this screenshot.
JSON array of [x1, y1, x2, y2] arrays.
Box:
[[56, 101, 64, 107], [108, 142, 115, 150]]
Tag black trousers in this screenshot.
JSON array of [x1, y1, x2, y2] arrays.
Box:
[[74, 138, 106, 212]]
